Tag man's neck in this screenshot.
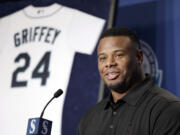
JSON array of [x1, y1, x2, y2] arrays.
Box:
[[111, 90, 128, 103]]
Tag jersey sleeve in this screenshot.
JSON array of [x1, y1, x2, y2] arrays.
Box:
[[0, 18, 7, 54], [67, 9, 105, 55], [153, 101, 180, 135]]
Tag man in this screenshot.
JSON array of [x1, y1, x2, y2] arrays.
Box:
[[77, 27, 180, 135]]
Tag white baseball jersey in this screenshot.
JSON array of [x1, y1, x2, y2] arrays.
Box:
[[0, 3, 105, 135]]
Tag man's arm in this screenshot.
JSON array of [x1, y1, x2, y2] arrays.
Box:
[[153, 101, 180, 135]]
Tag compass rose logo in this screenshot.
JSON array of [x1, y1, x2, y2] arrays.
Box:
[[140, 40, 163, 86]]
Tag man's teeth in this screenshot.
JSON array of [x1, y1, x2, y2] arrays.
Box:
[[106, 72, 119, 79]]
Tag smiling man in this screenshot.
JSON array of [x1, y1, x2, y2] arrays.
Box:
[[77, 27, 180, 135]]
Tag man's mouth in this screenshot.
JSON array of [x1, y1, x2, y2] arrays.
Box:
[[105, 72, 120, 80]]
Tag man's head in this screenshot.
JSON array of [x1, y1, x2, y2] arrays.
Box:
[[97, 27, 144, 94]]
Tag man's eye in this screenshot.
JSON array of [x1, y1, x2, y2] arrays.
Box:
[[115, 54, 123, 58], [99, 57, 106, 61]]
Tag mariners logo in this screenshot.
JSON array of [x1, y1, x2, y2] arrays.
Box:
[[140, 40, 163, 86]]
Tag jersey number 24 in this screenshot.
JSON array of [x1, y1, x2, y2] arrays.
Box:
[[11, 51, 51, 87]]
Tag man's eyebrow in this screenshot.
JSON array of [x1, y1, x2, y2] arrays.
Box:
[[114, 49, 125, 53], [98, 49, 126, 57], [97, 53, 105, 57]]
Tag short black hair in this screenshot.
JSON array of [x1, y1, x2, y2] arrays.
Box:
[[100, 27, 141, 49]]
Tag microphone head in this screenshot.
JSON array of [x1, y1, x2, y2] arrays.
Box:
[[54, 89, 63, 98]]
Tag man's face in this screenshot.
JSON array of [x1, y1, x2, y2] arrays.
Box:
[[97, 36, 141, 93]]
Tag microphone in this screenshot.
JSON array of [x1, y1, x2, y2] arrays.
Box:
[[26, 89, 63, 135], [40, 89, 63, 118]]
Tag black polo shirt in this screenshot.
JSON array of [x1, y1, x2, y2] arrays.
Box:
[[77, 75, 180, 135]]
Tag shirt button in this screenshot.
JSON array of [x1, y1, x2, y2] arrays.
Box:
[[113, 111, 117, 115], [109, 125, 114, 129]]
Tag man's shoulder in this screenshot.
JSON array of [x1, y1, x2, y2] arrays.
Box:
[[79, 98, 107, 124], [151, 87, 180, 134], [84, 98, 107, 116], [77, 98, 109, 134], [148, 85, 180, 121], [150, 85, 180, 103]]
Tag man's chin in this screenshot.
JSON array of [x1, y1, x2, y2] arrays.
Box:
[[106, 81, 128, 94]]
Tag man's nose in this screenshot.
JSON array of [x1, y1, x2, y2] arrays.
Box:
[[105, 56, 117, 68]]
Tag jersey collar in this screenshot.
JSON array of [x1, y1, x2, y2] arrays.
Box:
[[23, 3, 62, 19]]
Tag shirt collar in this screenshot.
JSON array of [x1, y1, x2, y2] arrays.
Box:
[[123, 74, 154, 106], [104, 74, 154, 109], [104, 94, 125, 110]]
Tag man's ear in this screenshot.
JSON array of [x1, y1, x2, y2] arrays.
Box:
[[137, 49, 143, 65]]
